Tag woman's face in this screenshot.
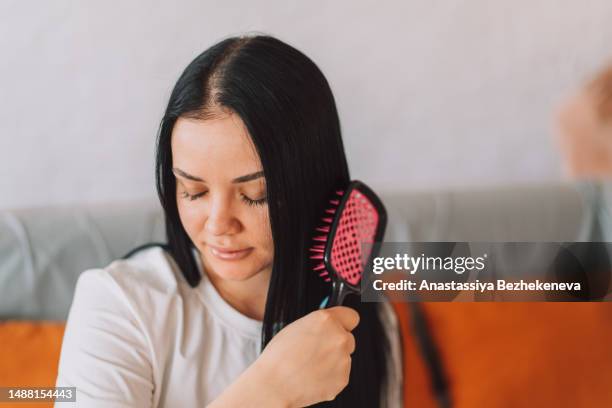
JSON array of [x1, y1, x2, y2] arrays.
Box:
[[171, 111, 274, 284]]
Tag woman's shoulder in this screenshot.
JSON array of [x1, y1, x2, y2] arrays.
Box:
[[58, 245, 182, 405], [81, 245, 183, 291], [73, 245, 189, 320]]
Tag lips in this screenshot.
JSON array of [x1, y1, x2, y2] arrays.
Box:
[[207, 244, 253, 261], [208, 244, 249, 253]]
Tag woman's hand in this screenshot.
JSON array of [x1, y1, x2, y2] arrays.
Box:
[[207, 306, 359, 408], [254, 306, 360, 407]]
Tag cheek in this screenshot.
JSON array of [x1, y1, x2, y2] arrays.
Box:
[[251, 210, 273, 252], [177, 201, 205, 238]]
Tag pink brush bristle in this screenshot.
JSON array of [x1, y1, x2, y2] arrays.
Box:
[[310, 188, 380, 286], [309, 190, 344, 282]]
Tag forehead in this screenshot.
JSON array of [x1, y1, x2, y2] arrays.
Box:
[[171, 113, 262, 174]]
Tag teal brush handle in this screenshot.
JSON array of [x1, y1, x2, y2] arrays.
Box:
[[320, 280, 354, 308], [319, 296, 330, 308]]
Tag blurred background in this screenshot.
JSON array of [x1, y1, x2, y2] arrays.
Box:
[[1, 0, 612, 209], [2, 2, 612, 407]]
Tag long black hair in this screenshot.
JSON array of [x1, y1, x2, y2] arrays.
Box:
[[154, 34, 391, 407]]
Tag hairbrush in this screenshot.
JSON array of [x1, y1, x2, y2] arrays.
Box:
[[309, 180, 387, 307]]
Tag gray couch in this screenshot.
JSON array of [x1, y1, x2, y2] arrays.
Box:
[[1, 182, 610, 321]]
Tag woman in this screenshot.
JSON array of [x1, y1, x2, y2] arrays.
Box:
[[56, 34, 402, 407]]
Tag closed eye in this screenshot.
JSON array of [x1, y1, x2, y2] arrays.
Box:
[[241, 194, 267, 207], [180, 191, 207, 201], [179, 190, 266, 206]]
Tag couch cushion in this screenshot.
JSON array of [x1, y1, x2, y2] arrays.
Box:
[[0, 320, 65, 408], [394, 302, 612, 407]]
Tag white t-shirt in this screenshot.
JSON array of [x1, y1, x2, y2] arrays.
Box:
[[55, 246, 402, 407]]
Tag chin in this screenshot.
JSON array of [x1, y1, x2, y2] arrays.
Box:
[[208, 262, 261, 281]]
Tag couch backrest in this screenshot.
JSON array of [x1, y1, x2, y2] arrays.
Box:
[[0, 200, 165, 320], [1, 182, 607, 321], [383, 182, 597, 242]]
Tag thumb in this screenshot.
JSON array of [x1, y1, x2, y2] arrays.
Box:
[[325, 306, 360, 331]]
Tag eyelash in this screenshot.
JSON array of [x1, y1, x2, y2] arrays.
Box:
[[180, 191, 267, 207]]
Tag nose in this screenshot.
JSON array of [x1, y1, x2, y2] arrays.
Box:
[[204, 193, 240, 236]]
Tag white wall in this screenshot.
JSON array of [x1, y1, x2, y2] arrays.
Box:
[[1, 0, 611, 209]]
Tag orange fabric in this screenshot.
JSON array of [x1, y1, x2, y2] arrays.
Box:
[[3, 305, 612, 408], [392, 302, 612, 407], [391, 302, 438, 408], [0, 321, 65, 408]]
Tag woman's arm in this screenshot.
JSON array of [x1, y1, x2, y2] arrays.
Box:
[[55, 269, 155, 408], [207, 307, 360, 408], [206, 359, 288, 408]]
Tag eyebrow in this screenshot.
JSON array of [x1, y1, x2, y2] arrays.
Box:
[[172, 167, 265, 184]]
